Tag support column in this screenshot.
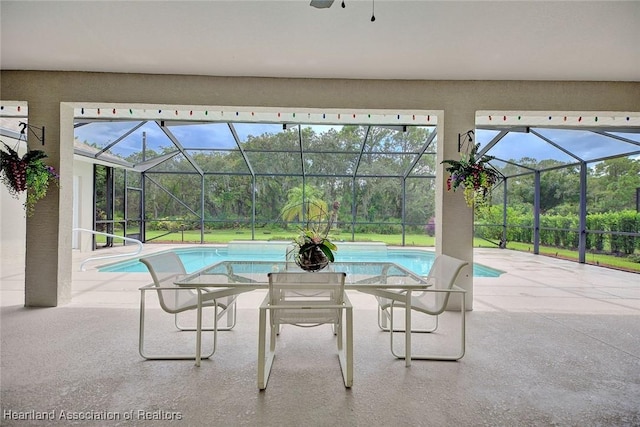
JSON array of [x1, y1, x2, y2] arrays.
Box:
[[578, 162, 587, 263], [24, 102, 74, 306], [533, 171, 541, 254], [436, 110, 474, 310], [502, 178, 508, 245]]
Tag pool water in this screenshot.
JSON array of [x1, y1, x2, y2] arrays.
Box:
[[99, 246, 503, 277]]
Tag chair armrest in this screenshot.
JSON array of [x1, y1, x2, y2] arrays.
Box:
[[343, 293, 353, 308], [451, 285, 466, 293], [419, 286, 466, 295], [200, 287, 253, 299], [139, 283, 199, 291], [259, 293, 270, 310], [358, 288, 408, 301]]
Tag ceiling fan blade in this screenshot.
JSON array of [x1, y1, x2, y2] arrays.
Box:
[[310, 0, 335, 8]]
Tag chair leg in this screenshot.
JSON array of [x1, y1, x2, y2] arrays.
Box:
[[257, 303, 276, 390], [388, 293, 466, 362], [336, 303, 353, 388], [139, 288, 217, 361], [376, 302, 389, 330], [258, 301, 351, 389]]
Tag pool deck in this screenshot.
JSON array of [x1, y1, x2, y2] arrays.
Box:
[[2, 244, 638, 313], [1, 245, 639, 425]]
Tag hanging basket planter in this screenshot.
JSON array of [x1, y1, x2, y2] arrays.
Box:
[[0, 142, 59, 217], [442, 143, 501, 208]]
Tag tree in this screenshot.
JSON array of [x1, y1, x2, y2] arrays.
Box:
[[506, 159, 580, 214], [281, 184, 328, 225], [589, 157, 640, 212]]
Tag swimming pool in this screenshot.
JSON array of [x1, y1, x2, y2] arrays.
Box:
[[99, 244, 503, 277]]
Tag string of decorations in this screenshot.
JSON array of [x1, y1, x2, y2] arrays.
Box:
[[478, 114, 634, 124], [0, 104, 636, 126], [69, 107, 437, 125], [0, 104, 27, 116]]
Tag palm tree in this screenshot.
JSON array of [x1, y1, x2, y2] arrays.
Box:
[[281, 184, 338, 270], [280, 184, 327, 225]]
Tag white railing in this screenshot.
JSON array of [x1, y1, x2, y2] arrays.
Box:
[[73, 228, 143, 271]]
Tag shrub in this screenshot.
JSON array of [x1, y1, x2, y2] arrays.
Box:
[[425, 217, 436, 236]]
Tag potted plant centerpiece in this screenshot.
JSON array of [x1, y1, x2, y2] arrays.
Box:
[[0, 142, 59, 216], [282, 196, 339, 272], [442, 143, 501, 208]]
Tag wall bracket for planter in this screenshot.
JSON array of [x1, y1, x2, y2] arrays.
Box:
[[19, 122, 45, 146]]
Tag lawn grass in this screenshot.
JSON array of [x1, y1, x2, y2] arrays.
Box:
[[491, 240, 640, 273], [140, 228, 438, 247]]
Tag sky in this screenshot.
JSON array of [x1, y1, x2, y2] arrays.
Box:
[[475, 128, 640, 163], [75, 122, 326, 154], [74, 120, 640, 166]]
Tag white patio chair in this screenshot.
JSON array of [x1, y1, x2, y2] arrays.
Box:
[[258, 272, 353, 390], [138, 252, 241, 362], [364, 254, 468, 362]]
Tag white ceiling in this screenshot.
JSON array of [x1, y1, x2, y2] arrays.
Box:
[[1, 1, 639, 82]]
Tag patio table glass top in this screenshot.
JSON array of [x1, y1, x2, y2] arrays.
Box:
[[175, 260, 429, 289]]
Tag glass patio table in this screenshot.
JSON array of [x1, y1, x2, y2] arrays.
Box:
[[176, 260, 430, 367]]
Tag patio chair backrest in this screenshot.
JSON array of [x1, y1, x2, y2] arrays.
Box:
[[268, 272, 346, 326], [139, 252, 192, 313], [414, 255, 468, 315]]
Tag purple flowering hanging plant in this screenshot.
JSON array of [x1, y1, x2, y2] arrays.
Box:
[[0, 142, 59, 216], [442, 143, 501, 207]]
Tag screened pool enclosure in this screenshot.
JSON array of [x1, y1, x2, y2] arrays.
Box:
[[75, 120, 439, 246], [73, 114, 640, 265]]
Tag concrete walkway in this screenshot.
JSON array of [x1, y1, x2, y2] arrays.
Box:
[[1, 247, 639, 426]]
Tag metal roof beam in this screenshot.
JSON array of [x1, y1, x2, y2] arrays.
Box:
[[297, 125, 305, 179], [477, 130, 508, 157], [157, 120, 204, 176], [593, 130, 640, 148], [133, 151, 180, 172], [227, 123, 255, 177], [529, 129, 584, 163], [403, 128, 437, 179], [490, 156, 538, 171], [583, 149, 640, 164], [353, 126, 371, 178], [144, 175, 200, 217], [95, 121, 146, 158]]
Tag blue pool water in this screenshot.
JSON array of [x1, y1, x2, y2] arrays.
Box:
[[99, 246, 503, 277]]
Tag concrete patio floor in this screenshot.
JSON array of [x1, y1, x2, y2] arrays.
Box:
[[1, 246, 639, 426]]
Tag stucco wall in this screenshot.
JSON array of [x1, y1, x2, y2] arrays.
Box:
[[72, 158, 95, 252], [1, 71, 639, 307]]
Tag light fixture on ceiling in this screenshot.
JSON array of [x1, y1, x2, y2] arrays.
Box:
[[310, 0, 375, 20], [310, 0, 334, 8]]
